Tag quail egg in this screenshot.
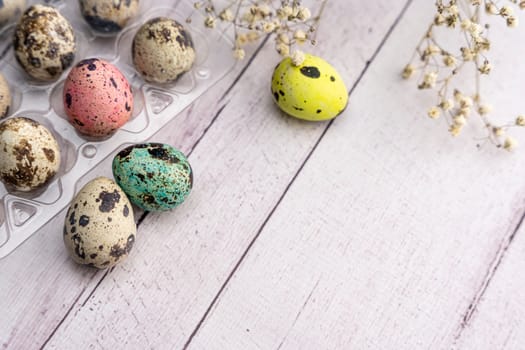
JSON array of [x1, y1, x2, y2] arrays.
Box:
[[63, 176, 136, 269], [13, 4, 76, 82], [80, 0, 139, 34], [0, 73, 10, 119], [112, 143, 193, 211], [0, 117, 60, 192], [132, 17, 195, 84], [271, 54, 348, 121], [63, 58, 133, 138]]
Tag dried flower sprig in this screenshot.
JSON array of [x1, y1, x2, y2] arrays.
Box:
[[403, 0, 525, 150], [188, 0, 327, 66]]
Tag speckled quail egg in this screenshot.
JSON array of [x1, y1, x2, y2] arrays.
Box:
[[0, 117, 60, 192], [63, 176, 136, 269], [13, 4, 76, 81], [132, 17, 196, 84], [271, 54, 348, 121], [80, 0, 139, 34], [0, 0, 25, 28], [112, 143, 193, 211], [0, 73, 11, 119], [63, 58, 133, 138]]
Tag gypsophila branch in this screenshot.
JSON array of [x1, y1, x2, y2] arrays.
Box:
[[403, 0, 525, 150], [188, 0, 327, 66]]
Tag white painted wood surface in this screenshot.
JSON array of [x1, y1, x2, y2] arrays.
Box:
[[453, 221, 525, 350], [2, 0, 525, 349]]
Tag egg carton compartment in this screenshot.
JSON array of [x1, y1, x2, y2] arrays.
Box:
[[0, 0, 236, 258]]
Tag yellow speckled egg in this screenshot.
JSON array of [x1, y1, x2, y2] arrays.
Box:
[[271, 54, 348, 121]]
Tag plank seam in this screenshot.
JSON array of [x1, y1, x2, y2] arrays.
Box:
[[452, 208, 525, 343], [134, 101, 229, 228], [186, 102, 229, 157], [39, 270, 100, 350], [182, 1, 414, 348], [37, 32, 266, 348]]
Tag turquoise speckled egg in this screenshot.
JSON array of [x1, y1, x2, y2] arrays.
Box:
[[112, 143, 193, 211]]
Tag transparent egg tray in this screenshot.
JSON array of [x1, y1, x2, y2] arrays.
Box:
[[0, 0, 236, 258]]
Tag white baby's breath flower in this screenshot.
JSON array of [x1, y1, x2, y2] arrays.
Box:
[[262, 21, 276, 33], [449, 123, 463, 137], [434, 13, 446, 25], [294, 30, 307, 44], [478, 104, 492, 115], [459, 96, 473, 108], [233, 47, 245, 60], [296, 7, 311, 21], [204, 15, 216, 28], [277, 5, 293, 19], [493, 127, 505, 137], [219, 9, 234, 22], [420, 71, 437, 88], [504, 136, 517, 151], [453, 114, 467, 126], [427, 106, 441, 119], [276, 42, 290, 56], [461, 18, 472, 30], [479, 61, 492, 74], [440, 99, 454, 111], [291, 50, 305, 66], [402, 64, 415, 79], [500, 6, 513, 17], [507, 16, 518, 28], [443, 55, 456, 67], [485, 3, 498, 14]]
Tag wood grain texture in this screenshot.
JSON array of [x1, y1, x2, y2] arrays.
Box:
[[453, 222, 525, 350], [186, 1, 525, 349], [0, 28, 265, 350], [40, 1, 409, 349]]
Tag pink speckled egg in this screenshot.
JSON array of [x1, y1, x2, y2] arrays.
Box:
[[63, 58, 133, 138]]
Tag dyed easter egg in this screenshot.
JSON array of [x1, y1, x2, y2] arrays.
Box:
[[13, 4, 76, 81], [63, 176, 136, 269], [271, 54, 348, 121], [112, 143, 193, 211], [0, 117, 60, 192], [63, 58, 133, 138], [132, 17, 195, 84], [80, 0, 139, 34]]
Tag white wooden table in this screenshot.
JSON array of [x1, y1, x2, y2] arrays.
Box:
[[2, 1, 525, 349]]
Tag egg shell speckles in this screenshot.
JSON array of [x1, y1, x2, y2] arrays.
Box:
[[80, 0, 139, 33], [0, 0, 25, 28], [13, 4, 76, 81], [63, 177, 136, 269], [112, 143, 193, 212], [271, 54, 348, 121], [0, 73, 11, 119], [132, 17, 196, 84], [0, 117, 60, 192], [63, 58, 133, 137]]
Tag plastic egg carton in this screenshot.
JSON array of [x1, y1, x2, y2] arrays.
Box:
[[0, 0, 236, 258]]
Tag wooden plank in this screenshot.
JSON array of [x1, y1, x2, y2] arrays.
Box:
[[185, 2, 525, 349], [453, 221, 525, 349], [0, 37, 265, 350], [39, 1, 409, 349]]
